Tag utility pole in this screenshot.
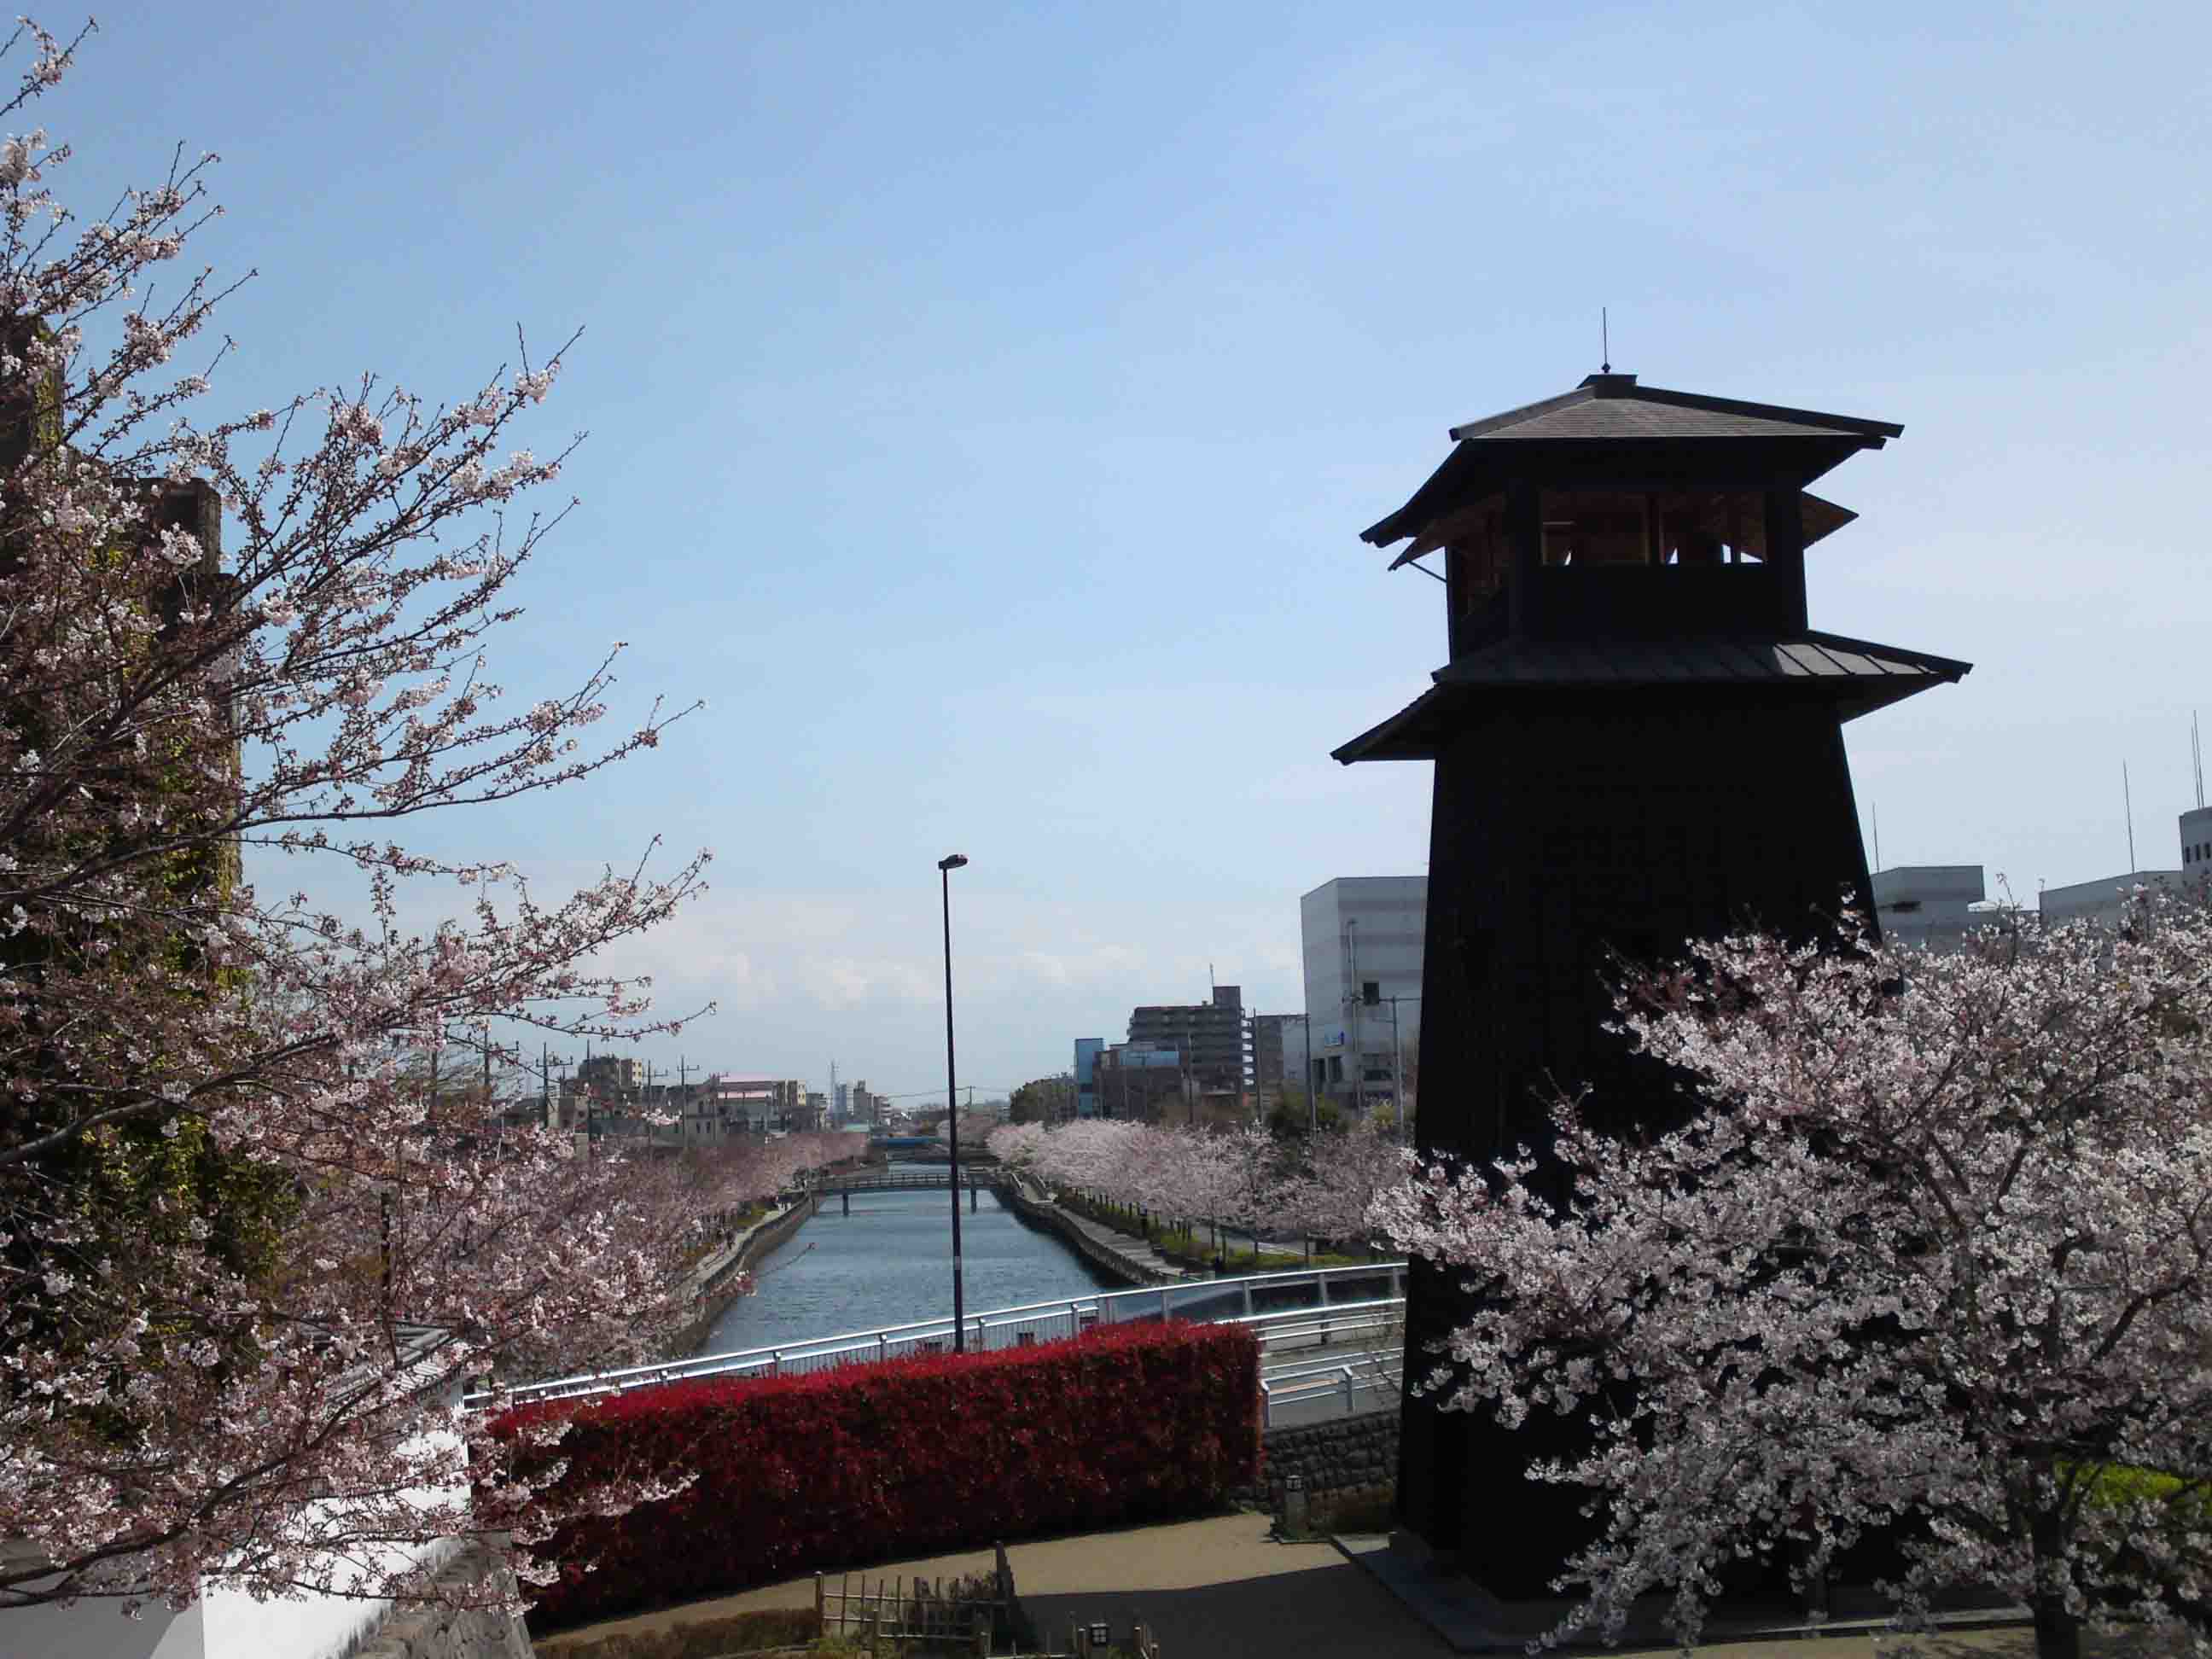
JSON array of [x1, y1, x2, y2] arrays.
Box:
[[1336, 916, 1353, 1123], [1302, 1016, 1314, 1134], [1386, 994, 1412, 1144]]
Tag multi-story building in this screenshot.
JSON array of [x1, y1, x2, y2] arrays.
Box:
[[2183, 804, 2212, 881], [574, 1053, 642, 1099], [1073, 1038, 1103, 1119], [1250, 1013, 1307, 1103], [1300, 877, 1424, 1116], [850, 1080, 882, 1126], [1091, 1040, 1189, 1123], [1126, 985, 1248, 1097], [683, 1075, 807, 1138]]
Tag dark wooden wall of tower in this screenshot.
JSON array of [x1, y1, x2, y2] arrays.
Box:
[[1394, 687, 1877, 1592]]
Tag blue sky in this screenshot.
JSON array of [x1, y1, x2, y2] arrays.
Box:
[[44, 1, 2212, 1102]]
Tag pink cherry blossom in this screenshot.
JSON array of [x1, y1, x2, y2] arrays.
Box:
[[1375, 894, 2212, 1659], [0, 21, 841, 1621]]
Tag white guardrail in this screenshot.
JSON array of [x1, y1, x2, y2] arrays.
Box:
[[469, 1260, 1407, 1411], [1259, 1348, 1404, 1426]]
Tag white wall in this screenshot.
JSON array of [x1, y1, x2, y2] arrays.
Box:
[[1299, 876, 1425, 1099]]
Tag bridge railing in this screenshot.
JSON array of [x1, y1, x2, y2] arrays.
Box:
[[469, 1260, 1406, 1410]]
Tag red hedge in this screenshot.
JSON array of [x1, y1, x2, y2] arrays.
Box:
[[499, 1318, 1260, 1633]]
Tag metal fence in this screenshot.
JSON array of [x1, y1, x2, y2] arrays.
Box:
[[469, 1260, 1406, 1410], [1259, 1347, 1404, 1425]]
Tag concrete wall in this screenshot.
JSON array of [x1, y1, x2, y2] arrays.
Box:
[[351, 1541, 533, 1659], [998, 1179, 1168, 1287], [675, 1195, 818, 1354], [0, 1539, 527, 1659]]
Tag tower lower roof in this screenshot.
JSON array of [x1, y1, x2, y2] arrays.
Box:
[[1333, 631, 1972, 762]]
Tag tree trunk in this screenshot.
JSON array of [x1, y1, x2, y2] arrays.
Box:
[[2031, 1504, 2081, 1659], [2031, 1594, 2080, 1659]]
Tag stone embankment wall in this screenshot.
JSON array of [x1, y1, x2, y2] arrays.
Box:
[[350, 1540, 535, 1659], [1240, 1410, 1400, 1521], [673, 1196, 818, 1356], [997, 1178, 1172, 1288]]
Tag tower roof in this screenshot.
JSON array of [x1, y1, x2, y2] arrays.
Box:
[[1364, 373, 1902, 550], [1332, 630, 1972, 762], [1444, 373, 1900, 445]]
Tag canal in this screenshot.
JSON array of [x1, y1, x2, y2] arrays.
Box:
[[700, 1185, 1122, 1354]]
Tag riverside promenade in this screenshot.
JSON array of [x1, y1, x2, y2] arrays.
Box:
[[1000, 1173, 1200, 1286]]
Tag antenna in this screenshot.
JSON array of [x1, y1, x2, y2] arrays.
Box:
[[1600, 306, 1610, 375], [2124, 761, 2137, 871], [2194, 712, 2205, 809], [1871, 802, 1881, 870]]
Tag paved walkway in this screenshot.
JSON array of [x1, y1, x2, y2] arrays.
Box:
[[1036, 1192, 1202, 1283], [680, 1195, 807, 1300], [530, 1510, 2157, 1659]]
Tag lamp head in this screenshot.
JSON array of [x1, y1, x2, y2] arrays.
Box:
[[938, 853, 969, 871]]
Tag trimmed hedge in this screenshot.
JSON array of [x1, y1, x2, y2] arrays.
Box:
[[502, 1318, 1260, 1633]]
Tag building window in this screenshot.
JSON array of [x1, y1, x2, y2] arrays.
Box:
[[1361, 980, 1380, 1005]]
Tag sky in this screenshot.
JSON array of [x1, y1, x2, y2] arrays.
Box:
[[38, 1, 2212, 1104]]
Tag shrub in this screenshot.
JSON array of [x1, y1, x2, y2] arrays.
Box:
[[501, 1319, 1261, 1633]]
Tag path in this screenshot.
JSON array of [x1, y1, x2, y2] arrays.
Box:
[[532, 1510, 2157, 1659], [1031, 1189, 1201, 1283]]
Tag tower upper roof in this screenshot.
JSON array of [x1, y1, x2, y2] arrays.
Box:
[[1363, 373, 1901, 550]]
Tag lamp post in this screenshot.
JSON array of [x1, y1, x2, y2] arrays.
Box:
[[938, 853, 969, 1353]]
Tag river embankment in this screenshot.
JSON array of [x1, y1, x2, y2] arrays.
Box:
[[672, 1194, 820, 1356], [695, 1179, 1150, 1355], [998, 1173, 1194, 1288]]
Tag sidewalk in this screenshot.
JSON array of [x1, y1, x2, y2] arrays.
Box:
[[533, 1510, 2106, 1659], [681, 1195, 806, 1301], [1036, 1192, 1200, 1284]]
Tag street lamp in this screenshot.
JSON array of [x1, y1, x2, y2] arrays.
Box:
[[938, 853, 969, 1353]]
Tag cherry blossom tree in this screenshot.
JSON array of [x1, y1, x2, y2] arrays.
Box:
[[986, 1121, 1045, 1169], [1376, 898, 2212, 1659], [0, 20, 794, 1617], [1282, 1120, 1412, 1256]]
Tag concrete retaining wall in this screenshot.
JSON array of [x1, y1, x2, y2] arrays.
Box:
[[350, 1541, 534, 1659], [996, 1181, 1169, 1288], [674, 1196, 818, 1356]]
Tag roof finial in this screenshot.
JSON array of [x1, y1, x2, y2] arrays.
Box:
[[1600, 306, 1610, 375]]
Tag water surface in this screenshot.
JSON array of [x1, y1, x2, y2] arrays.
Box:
[[701, 1186, 1120, 1353]]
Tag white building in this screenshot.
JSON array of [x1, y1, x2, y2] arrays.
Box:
[[2184, 805, 2212, 882], [2040, 870, 2186, 931], [1299, 876, 1424, 1117], [1871, 865, 1988, 952]]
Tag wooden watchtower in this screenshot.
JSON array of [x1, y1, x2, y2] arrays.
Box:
[[1338, 371, 1971, 1588]]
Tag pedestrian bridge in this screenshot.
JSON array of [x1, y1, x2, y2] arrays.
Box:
[[806, 1165, 1015, 1214], [471, 1260, 1409, 1423], [815, 1167, 1010, 1193]]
